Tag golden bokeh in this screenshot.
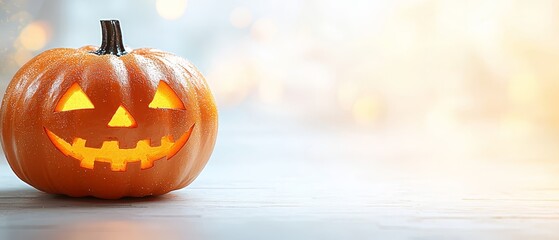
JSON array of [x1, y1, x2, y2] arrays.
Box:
[[352, 95, 382, 125], [3, 0, 559, 131], [18, 21, 49, 51], [155, 0, 188, 20]]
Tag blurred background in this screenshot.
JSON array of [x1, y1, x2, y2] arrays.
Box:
[[1, 0, 558, 128], [2, 0, 559, 197], [5, 1, 559, 238]]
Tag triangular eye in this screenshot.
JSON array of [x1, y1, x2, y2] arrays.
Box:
[[55, 83, 95, 112], [148, 81, 185, 110]]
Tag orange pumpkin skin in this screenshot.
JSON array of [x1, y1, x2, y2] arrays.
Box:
[[0, 21, 217, 199]]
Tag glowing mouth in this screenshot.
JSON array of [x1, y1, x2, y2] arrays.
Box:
[[44, 125, 194, 171]]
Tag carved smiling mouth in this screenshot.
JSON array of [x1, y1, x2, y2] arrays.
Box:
[[44, 125, 194, 171]]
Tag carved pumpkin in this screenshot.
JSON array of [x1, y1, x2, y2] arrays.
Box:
[[0, 20, 218, 199]]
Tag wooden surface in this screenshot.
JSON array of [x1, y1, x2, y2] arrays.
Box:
[[1, 111, 559, 240]]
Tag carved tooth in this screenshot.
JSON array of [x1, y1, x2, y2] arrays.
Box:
[[139, 155, 148, 162], [136, 139, 151, 148], [80, 158, 95, 169], [73, 138, 86, 148], [140, 156, 153, 169], [106, 157, 128, 171], [101, 140, 120, 149], [141, 161, 154, 169], [110, 162, 127, 171]]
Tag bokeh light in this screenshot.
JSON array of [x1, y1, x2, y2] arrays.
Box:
[[0, 0, 559, 172], [17, 21, 50, 51], [352, 95, 382, 125], [1, 2, 559, 238], [155, 0, 188, 20]]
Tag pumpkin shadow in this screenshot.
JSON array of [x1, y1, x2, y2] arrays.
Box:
[[51, 192, 171, 203], [0, 187, 177, 210]]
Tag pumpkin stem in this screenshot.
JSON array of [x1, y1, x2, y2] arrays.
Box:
[[93, 20, 127, 56]]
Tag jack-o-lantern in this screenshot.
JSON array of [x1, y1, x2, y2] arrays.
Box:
[[0, 20, 218, 199]]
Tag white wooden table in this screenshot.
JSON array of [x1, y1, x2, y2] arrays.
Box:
[[1, 110, 559, 240]]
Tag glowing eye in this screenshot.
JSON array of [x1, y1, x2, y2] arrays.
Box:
[[55, 83, 95, 112], [148, 81, 185, 109]]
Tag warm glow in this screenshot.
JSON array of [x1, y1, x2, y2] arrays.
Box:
[[230, 7, 252, 29], [18, 21, 49, 51], [55, 83, 95, 112], [149, 81, 185, 109], [352, 96, 381, 125], [156, 0, 188, 20], [44, 125, 193, 171], [508, 72, 540, 106], [108, 105, 137, 128]]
